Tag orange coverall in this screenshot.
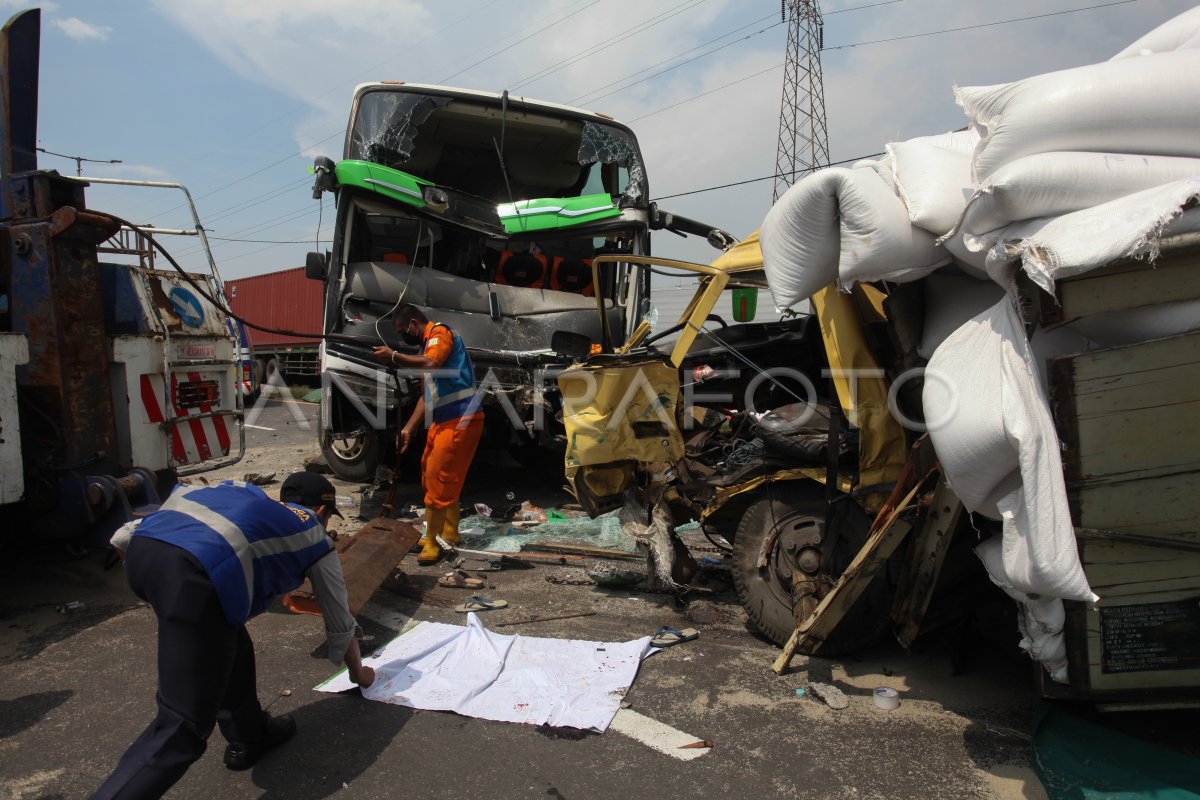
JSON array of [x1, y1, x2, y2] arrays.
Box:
[[418, 322, 483, 545]]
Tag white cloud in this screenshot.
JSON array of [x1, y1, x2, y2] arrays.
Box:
[[53, 16, 112, 41]]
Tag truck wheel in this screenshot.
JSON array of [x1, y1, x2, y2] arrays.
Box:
[[252, 358, 266, 388], [264, 357, 281, 386], [731, 483, 891, 656], [319, 422, 381, 483]]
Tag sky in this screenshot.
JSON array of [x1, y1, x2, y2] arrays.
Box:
[[14, 0, 1198, 283]]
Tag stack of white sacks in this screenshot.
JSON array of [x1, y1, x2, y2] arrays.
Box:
[[760, 7, 1200, 682]]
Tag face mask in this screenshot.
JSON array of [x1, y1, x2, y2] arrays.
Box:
[[400, 325, 422, 347]]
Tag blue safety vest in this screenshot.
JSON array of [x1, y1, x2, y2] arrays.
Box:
[[424, 322, 480, 423], [132, 481, 334, 627]]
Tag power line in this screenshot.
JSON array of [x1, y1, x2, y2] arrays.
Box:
[[510, 0, 707, 92], [628, 62, 782, 122], [572, 16, 783, 106], [824, 0, 905, 14], [650, 152, 885, 201], [822, 0, 1144, 50], [440, 0, 605, 82]]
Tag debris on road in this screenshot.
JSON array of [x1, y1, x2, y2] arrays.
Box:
[[679, 739, 715, 749], [243, 472, 277, 486], [585, 564, 645, 587], [808, 682, 850, 710], [493, 610, 597, 628], [303, 454, 332, 474], [56, 601, 85, 614]]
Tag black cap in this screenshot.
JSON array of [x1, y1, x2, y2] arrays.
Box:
[[280, 472, 344, 518]]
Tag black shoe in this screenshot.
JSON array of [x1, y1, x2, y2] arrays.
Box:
[[222, 714, 297, 771]]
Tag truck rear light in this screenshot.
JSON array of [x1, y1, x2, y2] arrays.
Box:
[[177, 380, 220, 409], [242, 363, 251, 381]]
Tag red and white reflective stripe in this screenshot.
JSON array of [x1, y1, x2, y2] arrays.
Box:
[[140, 373, 187, 464], [139, 371, 233, 467], [189, 371, 231, 456], [241, 381, 252, 395]]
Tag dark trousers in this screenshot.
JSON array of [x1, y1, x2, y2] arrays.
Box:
[[92, 537, 268, 800]]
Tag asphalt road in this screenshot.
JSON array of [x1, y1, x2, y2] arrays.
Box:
[[1, 400, 1051, 800]]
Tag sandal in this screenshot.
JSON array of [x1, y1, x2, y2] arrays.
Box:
[[454, 596, 509, 613], [650, 626, 699, 648], [438, 569, 485, 590]]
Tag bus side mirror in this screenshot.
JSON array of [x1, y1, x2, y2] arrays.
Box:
[[305, 251, 327, 281], [731, 287, 758, 322]]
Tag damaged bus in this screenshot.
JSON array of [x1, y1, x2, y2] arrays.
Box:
[[307, 83, 725, 480]]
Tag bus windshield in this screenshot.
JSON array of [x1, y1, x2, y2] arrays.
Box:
[[345, 88, 648, 205]]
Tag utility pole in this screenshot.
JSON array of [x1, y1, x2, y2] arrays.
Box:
[[36, 145, 121, 176], [773, 0, 831, 202]]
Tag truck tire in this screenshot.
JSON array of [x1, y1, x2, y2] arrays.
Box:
[[730, 482, 891, 656], [319, 416, 381, 483], [264, 357, 281, 386], [252, 358, 266, 389]]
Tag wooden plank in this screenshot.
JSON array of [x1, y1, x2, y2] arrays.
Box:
[[1053, 331, 1200, 483], [1052, 251, 1200, 321], [891, 478, 963, 647], [1072, 472, 1200, 536], [285, 520, 421, 617], [1052, 331, 1200, 539]]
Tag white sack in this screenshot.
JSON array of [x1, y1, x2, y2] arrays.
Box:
[[1111, 5, 1200, 59], [836, 166, 949, 289], [919, 274, 1005, 359], [853, 153, 897, 192], [761, 168, 844, 309], [923, 291, 1097, 604], [976, 536, 1070, 683], [956, 50, 1200, 183], [906, 127, 981, 157], [972, 178, 1200, 294], [940, 229, 990, 279], [762, 167, 948, 308], [888, 140, 973, 235], [959, 151, 1200, 237]]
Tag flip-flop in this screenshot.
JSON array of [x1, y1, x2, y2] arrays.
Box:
[[650, 626, 700, 647], [438, 570, 485, 590], [454, 596, 509, 613]]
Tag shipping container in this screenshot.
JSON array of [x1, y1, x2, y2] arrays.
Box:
[[225, 267, 323, 383]]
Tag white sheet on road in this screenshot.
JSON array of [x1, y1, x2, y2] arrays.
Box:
[[315, 614, 652, 732]]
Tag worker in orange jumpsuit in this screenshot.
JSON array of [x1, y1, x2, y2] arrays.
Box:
[[373, 304, 484, 564]]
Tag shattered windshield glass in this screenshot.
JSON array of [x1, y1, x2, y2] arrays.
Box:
[[346, 90, 649, 206], [347, 94, 450, 167], [579, 122, 647, 203]]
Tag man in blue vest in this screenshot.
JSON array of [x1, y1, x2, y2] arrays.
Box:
[[373, 304, 484, 565], [92, 473, 375, 800]]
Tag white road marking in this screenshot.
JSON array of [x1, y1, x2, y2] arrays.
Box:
[[607, 708, 710, 760], [244, 424, 275, 431], [358, 601, 411, 633]]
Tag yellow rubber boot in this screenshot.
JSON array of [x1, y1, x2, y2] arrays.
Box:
[[418, 507, 446, 565], [441, 504, 461, 547]]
